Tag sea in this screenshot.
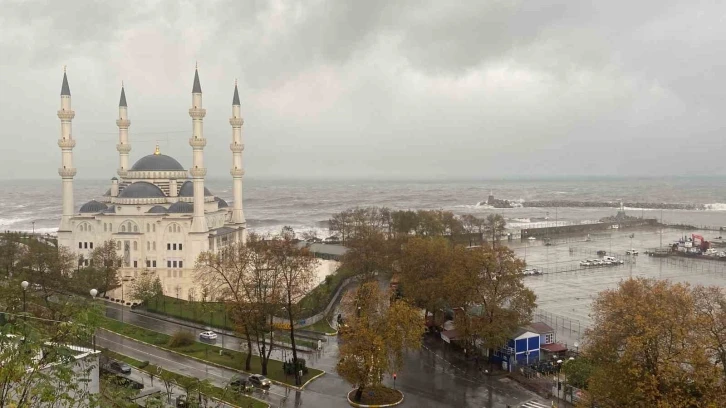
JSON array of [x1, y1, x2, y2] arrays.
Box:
[[3, 176, 726, 237]]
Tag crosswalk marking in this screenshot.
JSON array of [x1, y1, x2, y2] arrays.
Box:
[[520, 401, 551, 408]]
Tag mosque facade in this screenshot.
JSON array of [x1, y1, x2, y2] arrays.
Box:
[[55, 67, 247, 300]]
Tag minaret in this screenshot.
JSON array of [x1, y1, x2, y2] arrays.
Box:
[[57, 67, 76, 238], [229, 80, 246, 224], [116, 83, 131, 177], [189, 65, 209, 233]]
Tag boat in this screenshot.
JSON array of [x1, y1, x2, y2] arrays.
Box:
[[528, 236, 536, 241]]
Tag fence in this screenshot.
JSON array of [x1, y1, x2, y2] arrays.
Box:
[[533, 309, 586, 347], [655, 255, 726, 276]]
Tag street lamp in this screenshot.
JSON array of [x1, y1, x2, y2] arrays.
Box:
[[90, 289, 98, 351], [573, 341, 579, 355], [556, 359, 563, 404], [20, 281, 29, 317]]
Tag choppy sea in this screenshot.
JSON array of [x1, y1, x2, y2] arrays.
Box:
[[3, 177, 726, 236]]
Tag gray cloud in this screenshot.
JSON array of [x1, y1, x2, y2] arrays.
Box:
[[2, 0, 726, 181]]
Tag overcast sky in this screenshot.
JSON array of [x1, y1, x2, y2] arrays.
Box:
[[1, 0, 725, 180]]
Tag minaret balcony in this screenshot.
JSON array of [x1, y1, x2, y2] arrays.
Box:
[[116, 119, 131, 128], [190, 168, 207, 178], [117, 169, 128, 178], [57, 138, 76, 148], [230, 168, 245, 177], [189, 138, 207, 148], [188, 108, 207, 119], [229, 117, 244, 127], [116, 144, 132, 153], [58, 167, 77, 178], [230, 143, 245, 153], [57, 110, 76, 120]]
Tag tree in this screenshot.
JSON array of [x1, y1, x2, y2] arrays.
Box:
[[562, 357, 594, 390], [159, 370, 175, 403], [269, 227, 319, 386], [466, 245, 536, 362], [196, 241, 255, 371], [196, 234, 283, 374], [583, 278, 723, 407], [336, 281, 423, 401], [399, 237, 474, 327], [128, 273, 163, 305], [693, 285, 726, 381], [483, 214, 506, 247], [0, 232, 25, 277], [87, 240, 123, 295], [341, 225, 397, 280]]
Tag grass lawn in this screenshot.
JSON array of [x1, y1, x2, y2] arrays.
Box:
[[296, 267, 354, 319], [145, 296, 233, 330], [350, 386, 403, 405], [99, 317, 324, 387], [102, 349, 268, 408], [301, 319, 336, 335]]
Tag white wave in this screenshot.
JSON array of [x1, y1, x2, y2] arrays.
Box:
[[248, 225, 333, 239], [0, 217, 31, 227], [509, 218, 531, 223], [622, 207, 656, 211], [705, 203, 726, 211]]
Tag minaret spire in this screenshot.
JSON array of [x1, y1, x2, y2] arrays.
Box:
[[230, 80, 245, 224], [57, 67, 77, 244], [116, 83, 131, 177], [189, 65, 208, 233]]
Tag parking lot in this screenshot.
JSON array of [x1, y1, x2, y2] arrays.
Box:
[[508, 228, 726, 345]]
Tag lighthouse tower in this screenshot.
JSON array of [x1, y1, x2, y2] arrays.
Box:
[[189, 65, 209, 234], [116, 84, 131, 177], [230, 80, 246, 225], [57, 67, 76, 248]]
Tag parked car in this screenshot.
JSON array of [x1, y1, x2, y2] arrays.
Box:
[[579, 260, 592, 266], [229, 376, 254, 393], [626, 249, 639, 255], [199, 331, 218, 341], [603, 256, 624, 264], [110, 361, 132, 374], [249, 374, 271, 388]]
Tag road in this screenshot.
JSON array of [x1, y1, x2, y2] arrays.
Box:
[[103, 299, 548, 407]]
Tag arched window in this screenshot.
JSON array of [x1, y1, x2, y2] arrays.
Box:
[[103, 223, 107, 232], [146, 224, 150, 233], [117, 240, 121, 249], [109, 224, 112, 232], [147, 242, 150, 251], [153, 242, 156, 250], [121, 225, 126, 232], [152, 224, 156, 232], [133, 242, 138, 251], [134, 225, 138, 233], [89, 225, 93, 232]]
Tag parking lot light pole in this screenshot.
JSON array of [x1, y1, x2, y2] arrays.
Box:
[[90, 288, 98, 351]]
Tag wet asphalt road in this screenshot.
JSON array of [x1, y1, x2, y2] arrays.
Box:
[[103, 302, 547, 407]]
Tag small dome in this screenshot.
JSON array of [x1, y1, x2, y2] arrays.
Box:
[[79, 200, 108, 213], [119, 181, 166, 198], [168, 201, 194, 213], [130, 154, 185, 171], [147, 205, 168, 214], [178, 180, 213, 197], [215, 197, 229, 208]]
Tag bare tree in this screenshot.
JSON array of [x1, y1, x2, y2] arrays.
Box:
[[269, 228, 319, 385]]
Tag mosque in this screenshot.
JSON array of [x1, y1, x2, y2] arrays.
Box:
[[55, 66, 247, 301]]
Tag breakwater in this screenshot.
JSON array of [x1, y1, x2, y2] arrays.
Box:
[[521, 218, 658, 238], [521, 200, 704, 210]]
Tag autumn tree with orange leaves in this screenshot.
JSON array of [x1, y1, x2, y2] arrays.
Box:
[[582, 278, 725, 407]]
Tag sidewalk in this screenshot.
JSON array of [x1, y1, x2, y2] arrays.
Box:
[[421, 333, 505, 380]]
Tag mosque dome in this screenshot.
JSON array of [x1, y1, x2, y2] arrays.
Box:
[[215, 197, 229, 208], [119, 181, 166, 198], [79, 200, 108, 213], [168, 201, 194, 213], [178, 180, 213, 197], [147, 205, 169, 214], [130, 154, 185, 172]]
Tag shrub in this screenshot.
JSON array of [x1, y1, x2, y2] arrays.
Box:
[[167, 331, 195, 348], [139, 360, 150, 369]]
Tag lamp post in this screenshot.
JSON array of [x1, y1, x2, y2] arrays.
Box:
[[31, 221, 35, 235], [90, 289, 98, 351], [21, 281, 29, 318], [573, 341, 579, 356], [556, 359, 563, 404]]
